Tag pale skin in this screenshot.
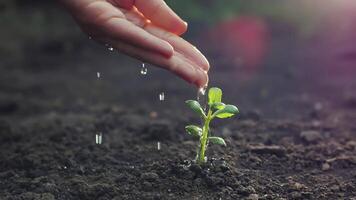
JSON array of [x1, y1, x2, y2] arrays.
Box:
[[59, 0, 209, 87]]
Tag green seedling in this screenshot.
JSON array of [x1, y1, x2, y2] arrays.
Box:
[[185, 87, 239, 165]]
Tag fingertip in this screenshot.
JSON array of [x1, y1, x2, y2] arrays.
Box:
[[200, 54, 210, 71], [158, 18, 187, 36], [161, 41, 174, 58], [174, 21, 188, 36], [191, 45, 210, 71], [193, 68, 209, 88]]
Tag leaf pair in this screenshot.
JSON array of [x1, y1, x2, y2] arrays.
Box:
[[212, 104, 239, 119], [185, 87, 239, 120], [208, 87, 239, 119], [185, 125, 226, 146]]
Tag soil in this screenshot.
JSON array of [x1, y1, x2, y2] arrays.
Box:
[[1, 6, 356, 200]]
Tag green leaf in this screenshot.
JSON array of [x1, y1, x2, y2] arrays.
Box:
[[185, 125, 202, 137], [185, 100, 206, 118], [209, 137, 226, 146], [213, 105, 239, 119], [211, 102, 225, 110], [208, 87, 222, 105]]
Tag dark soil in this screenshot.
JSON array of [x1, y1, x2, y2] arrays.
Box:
[[1, 7, 356, 200]]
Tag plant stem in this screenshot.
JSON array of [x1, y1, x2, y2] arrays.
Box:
[[197, 109, 212, 165]]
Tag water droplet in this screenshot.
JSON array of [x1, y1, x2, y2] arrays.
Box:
[[105, 43, 114, 51], [95, 132, 102, 144], [96, 72, 100, 78], [157, 142, 161, 150], [159, 92, 165, 101], [140, 63, 147, 75], [197, 85, 208, 111]]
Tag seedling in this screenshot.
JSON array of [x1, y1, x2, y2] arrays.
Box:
[[185, 87, 239, 165]]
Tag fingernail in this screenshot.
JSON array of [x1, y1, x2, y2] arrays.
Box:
[[201, 56, 210, 71], [161, 42, 174, 58], [194, 68, 209, 88], [192, 46, 210, 71]]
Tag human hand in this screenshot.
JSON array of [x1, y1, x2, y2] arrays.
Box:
[[59, 0, 209, 87]]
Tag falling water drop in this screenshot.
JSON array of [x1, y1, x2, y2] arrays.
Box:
[[96, 72, 101, 79], [95, 132, 102, 144], [140, 63, 147, 75], [157, 142, 161, 150], [104, 44, 114, 51], [197, 85, 208, 110], [159, 92, 165, 101]]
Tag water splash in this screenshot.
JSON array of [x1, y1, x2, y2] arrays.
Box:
[[159, 92, 165, 101], [140, 63, 147, 75], [96, 72, 100, 79], [157, 142, 161, 150], [95, 132, 102, 144]]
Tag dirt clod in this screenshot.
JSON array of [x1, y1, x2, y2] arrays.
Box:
[[322, 163, 330, 171], [300, 130, 322, 143], [247, 193, 259, 200], [141, 172, 159, 182]]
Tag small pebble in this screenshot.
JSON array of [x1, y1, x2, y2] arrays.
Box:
[[290, 182, 305, 190], [248, 193, 259, 200], [330, 184, 340, 192], [300, 130, 322, 143], [322, 163, 330, 171], [141, 172, 159, 182]]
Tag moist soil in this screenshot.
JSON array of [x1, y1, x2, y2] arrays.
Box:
[[1, 17, 356, 200]]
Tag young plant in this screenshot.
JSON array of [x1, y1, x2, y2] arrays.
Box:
[[185, 87, 239, 165]]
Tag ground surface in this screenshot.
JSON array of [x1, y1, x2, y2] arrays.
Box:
[[1, 4, 356, 200]]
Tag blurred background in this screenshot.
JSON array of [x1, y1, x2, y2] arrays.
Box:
[[2, 2, 356, 199], [1, 0, 356, 121]]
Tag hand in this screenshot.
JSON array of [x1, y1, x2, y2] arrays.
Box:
[[59, 0, 209, 87]]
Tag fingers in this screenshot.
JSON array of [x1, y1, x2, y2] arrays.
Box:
[[101, 17, 174, 58], [145, 25, 210, 71], [136, 0, 188, 35], [106, 38, 208, 87], [110, 0, 134, 10], [123, 8, 209, 72], [69, 1, 174, 58], [113, 0, 187, 35]]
